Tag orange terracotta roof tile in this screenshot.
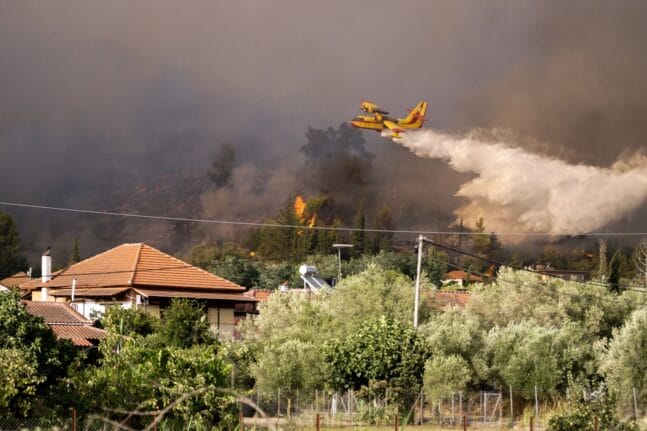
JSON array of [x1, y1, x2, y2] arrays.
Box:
[[431, 291, 471, 308], [133, 244, 244, 290], [51, 325, 108, 346], [444, 270, 483, 282], [1, 272, 33, 288], [248, 289, 273, 302], [21, 243, 245, 292], [24, 302, 91, 325]]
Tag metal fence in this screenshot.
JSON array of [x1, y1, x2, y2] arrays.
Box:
[[2, 387, 644, 431], [244, 387, 647, 430]]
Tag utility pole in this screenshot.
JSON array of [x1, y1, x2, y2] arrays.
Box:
[[332, 244, 353, 286], [414, 234, 425, 328]]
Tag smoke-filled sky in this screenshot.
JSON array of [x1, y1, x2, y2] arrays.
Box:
[[2, 1, 647, 259]]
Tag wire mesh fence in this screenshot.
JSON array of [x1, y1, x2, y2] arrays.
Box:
[[244, 387, 647, 430], [1, 387, 644, 430]]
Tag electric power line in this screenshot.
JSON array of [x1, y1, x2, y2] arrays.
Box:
[[2, 200, 647, 238], [425, 253, 647, 308], [424, 238, 647, 293]]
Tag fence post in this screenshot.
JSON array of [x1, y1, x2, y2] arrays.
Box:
[[277, 388, 281, 417], [534, 386, 539, 426], [509, 385, 514, 425], [594, 416, 599, 431], [462, 414, 467, 431], [420, 390, 424, 425], [499, 388, 503, 425], [239, 411, 244, 431], [394, 410, 398, 431], [459, 391, 463, 418], [529, 416, 534, 431], [316, 413, 320, 431], [72, 408, 77, 431]]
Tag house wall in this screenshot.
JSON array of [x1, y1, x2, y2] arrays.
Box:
[[207, 307, 236, 339], [141, 304, 160, 318]]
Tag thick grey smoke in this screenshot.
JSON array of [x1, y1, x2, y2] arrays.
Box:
[[2, 1, 647, 260], [397, 129, 647, 235]]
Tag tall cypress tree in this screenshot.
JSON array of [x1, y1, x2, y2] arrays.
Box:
[[352, 205, 366, 256], [0, 212, 28, 279], [69, 238, 81, 264]]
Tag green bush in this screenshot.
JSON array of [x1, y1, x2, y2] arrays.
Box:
[[548, 396, 637, 431]]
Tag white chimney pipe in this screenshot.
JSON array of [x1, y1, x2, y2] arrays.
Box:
[[71, 278, 77, 302], [41, 254, 52, 283]]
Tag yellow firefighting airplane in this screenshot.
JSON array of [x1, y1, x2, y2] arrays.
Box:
[[350, 100, 428, 139]]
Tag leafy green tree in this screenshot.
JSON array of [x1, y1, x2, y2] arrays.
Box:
[[0, 290, 76, 417], [255, 261, 300, 289], [326, 264, 431, 336], [241, 291, 330, 399], [0, 212, 28, 279], [600, 307, 647, 414], [0, 349, 43, 416], [209, 255, 260, 288], [252, 338, 322, 402], [73, 335, 233, 427], [100, 306, 159, 337], [423, 354, 472, 402], [548, 393, 637, 431], [345, 251, 416, 279], [325, 316, 428, 406], [185, 243, 219, 269], [487, 321, 563, 399], [424, 247, 448, 287], [160, 298, 214, 348], [420, 308, 488, 386]]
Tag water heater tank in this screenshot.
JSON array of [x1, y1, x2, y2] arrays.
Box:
[[299, 265, 317, 275]]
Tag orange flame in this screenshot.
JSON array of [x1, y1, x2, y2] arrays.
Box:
[[294, 196, 306, 220]]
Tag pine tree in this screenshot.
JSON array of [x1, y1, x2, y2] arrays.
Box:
[[369, 205, 394, 254], [351, 205, 366, 256], [608, 250, 623, 294], [69, 238, 81, 264], [0, 212, 28, 279]]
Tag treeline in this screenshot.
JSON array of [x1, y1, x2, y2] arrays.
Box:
[[0, 291, 236, 427], [237, 266, 646, 430]]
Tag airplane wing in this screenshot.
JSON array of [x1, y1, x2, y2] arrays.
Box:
[[383, 120, 404, 139], [361, 101, 389, 115]]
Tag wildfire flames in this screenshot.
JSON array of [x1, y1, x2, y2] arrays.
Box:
[[294, 195, 316, 228]]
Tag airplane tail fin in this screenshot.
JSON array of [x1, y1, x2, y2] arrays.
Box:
[[398, 101, 428, 125]]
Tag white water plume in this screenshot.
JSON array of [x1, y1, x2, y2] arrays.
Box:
[[396, 129, 647, 235]]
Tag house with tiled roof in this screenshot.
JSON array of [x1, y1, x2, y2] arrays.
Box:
[[442, 270, 483, 287], [0, 271, 33, 291], [21, 243, 257, 338], [24, 302, 108, 347], [431, 291, 471, 309]]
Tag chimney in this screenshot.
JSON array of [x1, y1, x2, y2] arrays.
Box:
[[41, 247, 52, 283]]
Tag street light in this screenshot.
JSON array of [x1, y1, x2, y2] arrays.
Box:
[[332, 243, 353, 285]]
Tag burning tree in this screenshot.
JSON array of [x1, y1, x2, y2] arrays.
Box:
[[253, 195, 338, 262]]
